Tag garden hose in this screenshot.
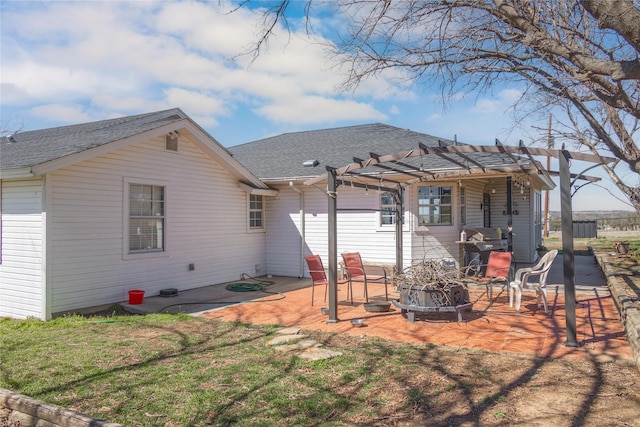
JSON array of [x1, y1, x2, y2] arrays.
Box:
[[225, 273, 276, 292], [158, 273, 282, 313]]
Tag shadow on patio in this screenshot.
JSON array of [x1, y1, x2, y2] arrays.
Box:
[[121, 254, 632, 363], [198, 276, 632, 363]]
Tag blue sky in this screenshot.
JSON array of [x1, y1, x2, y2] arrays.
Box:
[[1, 0, 635, 212]]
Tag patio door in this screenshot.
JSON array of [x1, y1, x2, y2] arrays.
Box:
[[483, 193, 491, 227]]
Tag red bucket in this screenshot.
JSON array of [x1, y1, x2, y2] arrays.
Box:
[[128, 290, 145, 305]]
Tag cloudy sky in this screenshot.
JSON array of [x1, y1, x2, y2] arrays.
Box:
[[0, 0, 634, 212]]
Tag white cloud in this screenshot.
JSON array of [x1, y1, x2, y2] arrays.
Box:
[[0, 0, 403, 130], [426, 113, 442, 123], [471, 89, 523, 114], [255, 95, 387, 124], [30, 104, 93, 123]]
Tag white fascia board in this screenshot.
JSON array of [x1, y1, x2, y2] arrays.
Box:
[[0, 168, 35, 179], [238, 182, 279, 197], [539, 174, 556, 190], [182, 122, 269, 190], [260, 176, 322, 184]]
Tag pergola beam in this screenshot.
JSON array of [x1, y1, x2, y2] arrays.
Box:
[[305, 144, 616, 187], [310, 143, 617, 347], [368, 152, 426, 180], [518, 140, 546, 175], [547, 171, 602, 182], [420, 142, 488, 172]]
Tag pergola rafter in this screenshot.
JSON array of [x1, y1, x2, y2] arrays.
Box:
[[306, 144, 616, 187], [305, 142, 618, 348]]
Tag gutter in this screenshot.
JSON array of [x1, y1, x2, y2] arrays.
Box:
[[0, 168, 35, 179]]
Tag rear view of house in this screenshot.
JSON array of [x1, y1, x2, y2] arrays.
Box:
[[0, 109, 275, 320], [229, 124, 555, 279], [1, 110, 557, 320]]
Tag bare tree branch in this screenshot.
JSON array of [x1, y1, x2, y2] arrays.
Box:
[[236, 0, 640, 212]]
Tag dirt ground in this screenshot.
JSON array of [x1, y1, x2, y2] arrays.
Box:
[[5, 234, 637, 426]]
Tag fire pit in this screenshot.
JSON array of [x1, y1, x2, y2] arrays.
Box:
[[392, 260, 473, 322]]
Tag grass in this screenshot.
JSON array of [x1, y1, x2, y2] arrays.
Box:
[[1, 313, 639, 426], [2, 313, 466, 426], [3, 243, 640, 426]]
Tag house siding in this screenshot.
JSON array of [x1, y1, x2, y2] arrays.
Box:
[[485, 181, 535, 263], [265, 185, 305, 277], [408, 183, 461, 264], [264, 178, 540, 280], [47, 135, 265, 315], [266, 184, 412, 278], [0, 178, 46, 319]]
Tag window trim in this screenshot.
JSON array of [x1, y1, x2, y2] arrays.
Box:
[[377, 190, 405, 231], [417, 185, 453, 226], [459, 186, 466, 227], [248, 194, 265, 232], [123, 178, 169, 260]]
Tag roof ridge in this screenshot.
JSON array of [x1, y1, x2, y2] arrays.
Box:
[[10, 108, 184, 137]]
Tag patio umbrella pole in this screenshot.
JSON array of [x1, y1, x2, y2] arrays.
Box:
[[327, 167, 339, 323]]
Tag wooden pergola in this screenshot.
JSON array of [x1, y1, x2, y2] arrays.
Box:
[[304, 142, 617, 348]]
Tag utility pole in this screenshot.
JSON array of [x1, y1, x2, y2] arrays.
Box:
[[543, 114, 552, 238]]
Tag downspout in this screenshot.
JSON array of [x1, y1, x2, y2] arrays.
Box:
[[43, 174, 52, 320], [506, 177, 513, 252], [289, 182, 305, 278]]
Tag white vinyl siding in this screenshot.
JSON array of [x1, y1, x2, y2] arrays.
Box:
[[265, 185, 412, 278], [265, 186, 305, 277], [46, 135, 266, 315], [264, 177, 541, 279], [0, 178, 46, 319]]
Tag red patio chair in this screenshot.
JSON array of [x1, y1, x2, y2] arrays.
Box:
[[304, 255, 351, 306], [464, 251, 513, 303], [341, 252, 389, 303]]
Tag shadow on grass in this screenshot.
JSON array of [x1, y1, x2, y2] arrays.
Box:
[[1, 305, 636, 426]]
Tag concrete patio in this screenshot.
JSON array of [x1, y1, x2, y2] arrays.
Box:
[[122, 254, 633, 363]]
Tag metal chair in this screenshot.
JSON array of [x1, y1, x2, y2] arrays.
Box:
[[509, 250, 558, 313], [341, 252, 389, 303], [463, 251, 513, 303], [304, 255, 351, 305]]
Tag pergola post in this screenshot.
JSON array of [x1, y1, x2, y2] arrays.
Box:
[[394, 187, 404, 275], [560, 148, 578, 347], [506, 177, 513, 251], [327, 167, 339, 323]]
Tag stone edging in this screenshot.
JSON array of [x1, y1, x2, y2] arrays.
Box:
[[595, 252, 640, 371], [0, 388, 123, 427]]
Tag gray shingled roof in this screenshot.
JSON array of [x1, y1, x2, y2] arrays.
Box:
[[228, 123, 514, 180], [1, 108, 189, 170]]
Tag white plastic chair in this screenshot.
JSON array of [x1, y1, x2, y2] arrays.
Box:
[[509, 250, 558, 313]]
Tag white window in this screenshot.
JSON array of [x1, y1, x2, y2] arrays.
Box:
[[129, 183, 165, 253], [459, 187, 466, 226], [249, 194, 264, 229], [380, 191, 404, 226], [418, 186, 452, 225], [380, 191, 395, 225]]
